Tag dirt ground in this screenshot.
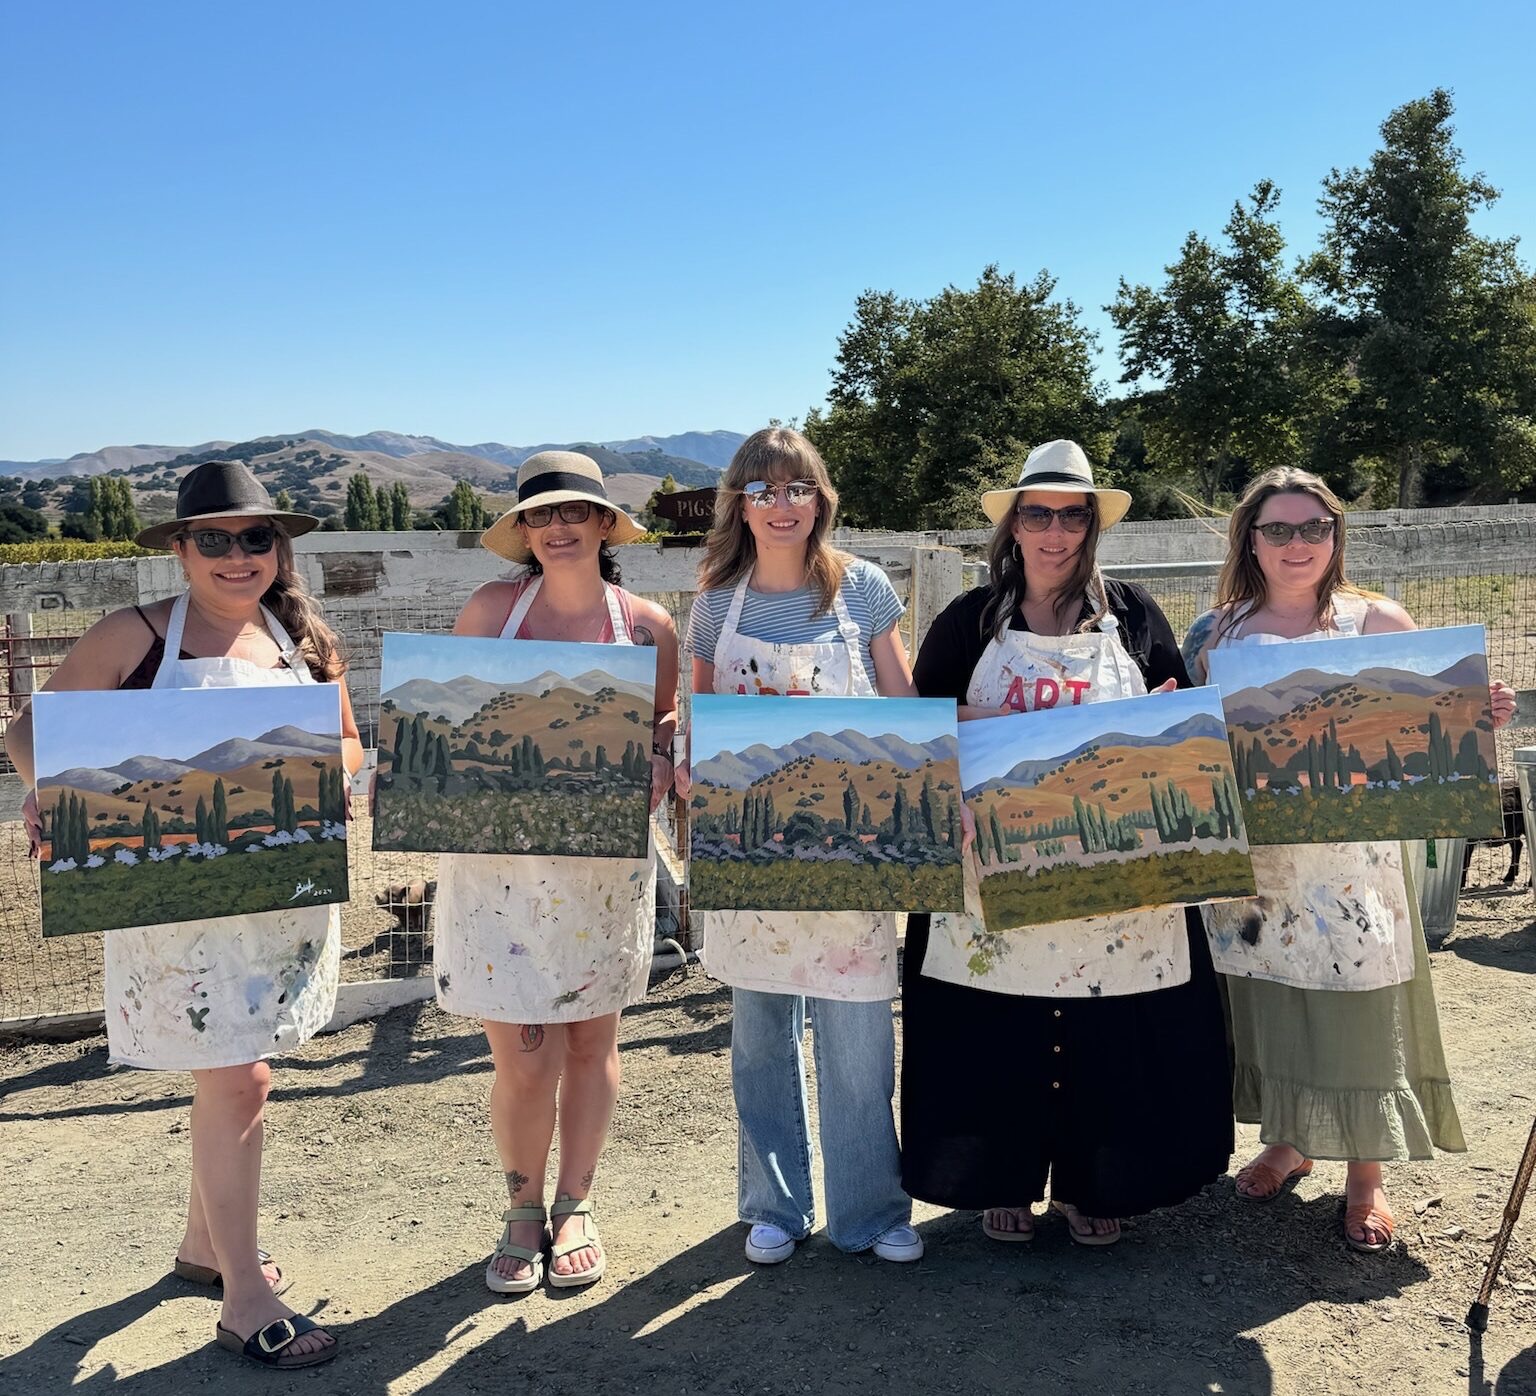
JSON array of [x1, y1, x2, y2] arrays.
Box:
[[2, 890, 1535, 1396]]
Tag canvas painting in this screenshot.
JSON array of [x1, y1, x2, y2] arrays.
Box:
[[961, 687, 1257, 933], [373, 632, 657, 857], [34, 684, 349, 937], [688, 695, 965, 913], [1207, 623, 1502, 845]]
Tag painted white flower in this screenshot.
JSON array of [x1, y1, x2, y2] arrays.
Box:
[[48, 858, 78, 873], [291, 828, 312, 844], [85, 854, 106, 868], [114, 848, 139, 866], [246, 844, 263, 853]]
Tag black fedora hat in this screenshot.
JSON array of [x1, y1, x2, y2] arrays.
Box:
[[135, 460, 322, 550]]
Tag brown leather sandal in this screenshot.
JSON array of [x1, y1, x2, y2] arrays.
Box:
[[1234, 1156, 1314, 1202], [1343, 1200, 1395, 1253]]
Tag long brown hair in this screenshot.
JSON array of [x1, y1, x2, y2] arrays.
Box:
[[697, 427, 852, 615], [980, 498, 1110, 640], [1215, 467, 1364, 641], [179, 526, 345, 680]]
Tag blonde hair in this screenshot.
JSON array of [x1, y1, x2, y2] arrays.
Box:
[[697, 427, 853, 614], [980, 497, 1110, 640], [1215, 467, 1365, 641]]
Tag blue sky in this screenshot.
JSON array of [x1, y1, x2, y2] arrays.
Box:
[[3, 3, 1533, 460], [1206, 623, 1485, 695], [32, 684, 341, 775], [693, 695, 956, 765], [381, 632, 656, 689], [960, 687, 1223, 787]]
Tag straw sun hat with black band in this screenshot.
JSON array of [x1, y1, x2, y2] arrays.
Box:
[[135, 459, 322, 550], [480, 450, 646, 563], [980, 440, 1132, 529]]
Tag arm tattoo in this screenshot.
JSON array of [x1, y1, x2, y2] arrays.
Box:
[[519, 1023, 546, 1052], [632, 624, 656, 647], [1180, 610, 1216, 682]]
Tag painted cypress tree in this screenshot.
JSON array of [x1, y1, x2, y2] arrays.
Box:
[[862, 801, 872, 829], [532, 743, 546, 777], [945, 800, 959, 849], [1385, 739, 1404, 783], [195, 794, 208, 843], [595, 744, 608, 772], [764, 792, 777, 838], [843, 778, 858, 832], [919, 776, 938, 842], [891, 785, 908, 840], [989, 807, 1006, 863]]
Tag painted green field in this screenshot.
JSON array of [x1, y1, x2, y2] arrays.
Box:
[[689, 857, 963, 914], [977, 845, 1255, 933], [373, 786, 650, 858], [40, 839, 348, 937], [1241, 779, 1502, 845]]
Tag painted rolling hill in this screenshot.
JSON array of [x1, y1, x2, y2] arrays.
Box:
[[1222, 656, 1488, 726], [695, 729, 960, 788]]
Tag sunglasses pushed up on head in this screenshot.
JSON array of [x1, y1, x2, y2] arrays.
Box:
[[182, 525, 278, 558]]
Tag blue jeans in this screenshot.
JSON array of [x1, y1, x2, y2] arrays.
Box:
[[731, 988, 912, 1251]]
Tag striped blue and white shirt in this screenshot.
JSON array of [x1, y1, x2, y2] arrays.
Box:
[[686, 558, 905, 678]]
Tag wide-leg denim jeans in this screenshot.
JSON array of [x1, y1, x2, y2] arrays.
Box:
[[731, 987, 911, 1251]]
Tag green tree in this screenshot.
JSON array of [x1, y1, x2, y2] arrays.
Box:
[[641, 473, 679, 532], [374, 482, 394, 531], [1304, 89, 1536, 504], [195, 794, 208, 843], [1109, 181, 1326, 503], [0, 502, 49, 543], [344, 470, 380, 529], [806, 266, 1107, 528], [211, 778, 229, 845], [274, 489, 295, 511], [89, 477, 141, 540], [389, 482, 412, 530], [443, 480, 489, 530]]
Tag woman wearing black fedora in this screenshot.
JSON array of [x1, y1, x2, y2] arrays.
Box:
[[9, 460, 362, 1368], [899, 441, 1233, 1247], [432, 451, 680, 1294]]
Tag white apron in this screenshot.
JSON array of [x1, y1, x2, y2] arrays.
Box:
[[103, 593, 342, 1071], [921, 608, 1191, 997], [697, 574, 899, 1002], [1201, 595, 1417, 991], [434, 577, 657, 1023]]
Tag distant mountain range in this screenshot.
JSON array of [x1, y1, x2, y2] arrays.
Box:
[[40, 723, 339, 790], [966, 712, 1229, 797], [696, 728, 960, 788], [1221, 657, 1486, 726], [0, 428, 747, 481], [381, 669, 654, 725]]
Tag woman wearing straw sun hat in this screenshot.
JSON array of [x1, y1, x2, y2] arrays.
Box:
[[432, 451, 680, 1294], [899, 440, 1233, 1249], [8, 459, 362, 1368]]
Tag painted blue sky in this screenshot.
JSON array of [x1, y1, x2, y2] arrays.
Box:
[[959, 687, 1224, 788], [33, 684, 342, 776], [1207, 624, 1485, 695], [693, 695, 957, 766], [3, 3, 1533, 458], [381, 632, 656, 690]]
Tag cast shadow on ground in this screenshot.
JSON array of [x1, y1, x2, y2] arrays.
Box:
[[1446, 902, 1536, 975]]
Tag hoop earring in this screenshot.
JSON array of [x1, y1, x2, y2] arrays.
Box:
[[1012, 541, 1022, 563]]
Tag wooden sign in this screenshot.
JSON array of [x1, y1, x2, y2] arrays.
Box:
[[652, 487, 717, 527]]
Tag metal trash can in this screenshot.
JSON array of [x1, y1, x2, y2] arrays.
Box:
[[1407, 837, 1467, 949], [1517, 747, 1536, 893]]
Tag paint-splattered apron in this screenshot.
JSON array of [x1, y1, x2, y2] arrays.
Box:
[[1202, 595, 1417, 991], [433, 576, 656, 1024], [103, 593, 342, 1071], [921, 612, 1190, 997], [697, 573, 898, 1002]]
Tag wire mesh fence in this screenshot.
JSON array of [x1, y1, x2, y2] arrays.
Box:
[[2, 545, 1529, 1028]]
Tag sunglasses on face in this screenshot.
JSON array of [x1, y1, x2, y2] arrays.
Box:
[[184, 526, 277, 558], [521, 501, 596, 528], [1015, 503, 1095, 534], [1252, 518, 1336, 546], [744, 480, 818, 510]]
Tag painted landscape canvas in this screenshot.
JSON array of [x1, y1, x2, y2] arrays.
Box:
[[961, 688, 1257, 933], [688, 695, 965, 913], [373, 633, 657, 857], [34, 684, 349, 937], [1206, 623, 1502, 845]]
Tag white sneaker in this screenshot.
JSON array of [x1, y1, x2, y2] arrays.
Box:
[[745, 1223, 797, 1264], [871, 1224, 924, 1263]]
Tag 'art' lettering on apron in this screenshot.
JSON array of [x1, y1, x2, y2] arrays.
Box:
[[1201, 593, 1419, 993], [920, 601, 1191, 998], [433, 574, 658, 1024], [697, 571, 900, 1003], [103, 592, 342, 1071]]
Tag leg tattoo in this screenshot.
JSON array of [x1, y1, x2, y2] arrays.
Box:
[[519, 1024, 546, 1053]]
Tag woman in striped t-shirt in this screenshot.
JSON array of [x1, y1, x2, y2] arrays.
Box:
[[682, 427, 924, 1267]]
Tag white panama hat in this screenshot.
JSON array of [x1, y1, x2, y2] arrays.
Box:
[[980, 440, 1132, 529]]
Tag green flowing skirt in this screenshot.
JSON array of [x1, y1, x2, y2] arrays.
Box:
[[1227, 857, 1464, 1162]]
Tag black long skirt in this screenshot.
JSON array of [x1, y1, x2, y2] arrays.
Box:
[[900, 910, 1234, 1217]]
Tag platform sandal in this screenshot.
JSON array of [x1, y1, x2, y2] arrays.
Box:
[[485, 1203, 547, 1295]]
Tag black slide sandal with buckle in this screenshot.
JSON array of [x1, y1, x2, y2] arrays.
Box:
[[215, 1314, 338, 1369]]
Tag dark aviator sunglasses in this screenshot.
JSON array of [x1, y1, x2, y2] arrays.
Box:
[[1015, 503, 1095, 534], [182, 525, 278, 558]]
